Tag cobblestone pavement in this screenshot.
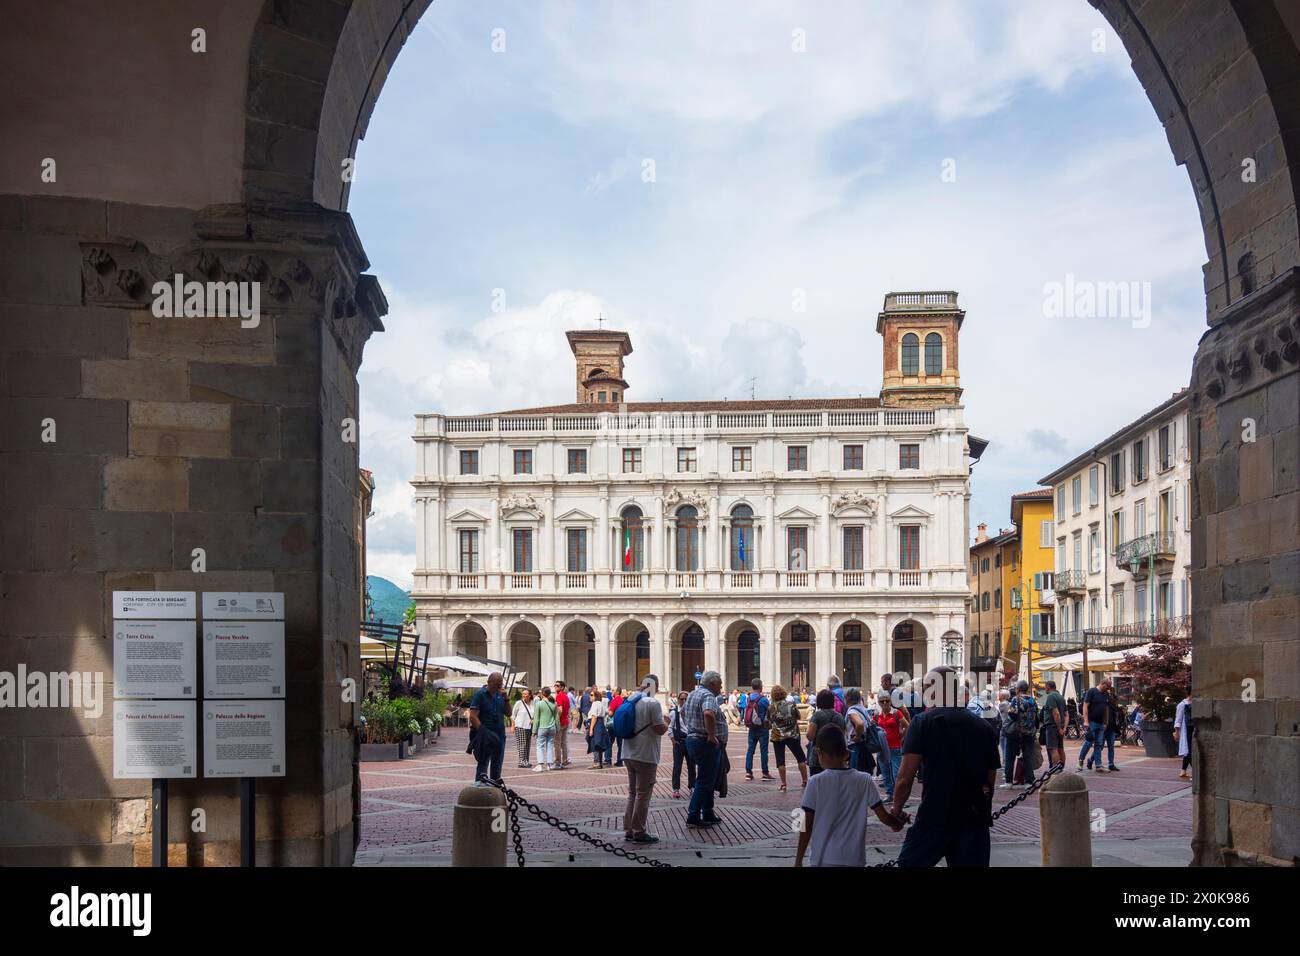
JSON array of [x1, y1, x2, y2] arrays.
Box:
[[356, 725, 1192, 866]]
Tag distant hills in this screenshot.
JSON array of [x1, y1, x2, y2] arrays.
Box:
[[365, 575, 412, 625]]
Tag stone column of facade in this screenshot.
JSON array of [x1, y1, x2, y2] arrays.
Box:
[[427, 494, 442, 581], [597, 488, 610, 572], [764, 489, 777, 583], [1187, 269, 1300, 867], [541, 615, 557, 687], [488, 614, 503, 662], [595, 615, 612, 687], [819, 613, 834, 686], [650, 615, 665, 686], [818, 484, 832, 576], [872, 614, 890, 687], [0, 198, 383, 866], [541, 494, 554, 574], [761, 613, 777, 687], [707, 614, 724, 689], [705, 487, 720, 573], [488, 488, 501, 578], [651, 493, 664, 574]]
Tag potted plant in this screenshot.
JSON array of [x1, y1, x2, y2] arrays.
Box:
[[1120, 637, 1190, 758], [359, 698, 407, 761]]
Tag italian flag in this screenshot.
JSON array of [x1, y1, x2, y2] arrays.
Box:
[[623, 528, 633, 568]]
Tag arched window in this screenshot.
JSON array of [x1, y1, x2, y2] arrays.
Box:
[[924, 333, 942, 375], [620, 505, 644, 572], [901, 333, 919, 375], [729, 504, 754, 571], [675, 505, 699, 571]]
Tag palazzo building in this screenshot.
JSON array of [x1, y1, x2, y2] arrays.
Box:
[[410, 292, 985, 693]]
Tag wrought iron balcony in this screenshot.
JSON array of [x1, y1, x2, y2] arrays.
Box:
[[1052, 569, 1087, 595], [1115, 532, 1177, 575]]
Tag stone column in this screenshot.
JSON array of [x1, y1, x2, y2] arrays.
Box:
[[707, 614, 724, 689], [818, 484, 832, 571], [428, 494, 442, 575], [415, 497, 427, 571], [872, 614, 890, 687], [597, 487, 610, 571], [596, 615, 612, 688], [488, 614, 503, 662], [761, 613, 778, 687], [651, 615, 666, 685], [765, 490, 777, 574], [819, 613, 833, 686], [542, 614, 557, 686], [542, 494, 554, 573], [488, 489, 501, 575]]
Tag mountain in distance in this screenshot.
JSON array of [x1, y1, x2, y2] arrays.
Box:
[[365, 575, 412, 625]]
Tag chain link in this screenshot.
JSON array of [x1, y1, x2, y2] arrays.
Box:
[[867, 763, 1064, 867], [483, 777, 675, 867], [483, 763, 1063, 868]]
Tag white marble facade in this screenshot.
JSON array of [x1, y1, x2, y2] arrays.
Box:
[[410, 402, 976, 694]]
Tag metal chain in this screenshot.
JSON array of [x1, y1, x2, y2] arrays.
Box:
[[485, 763, 1064, 869], [484, 777, 674, 867], [868, 763, 1064, 867]]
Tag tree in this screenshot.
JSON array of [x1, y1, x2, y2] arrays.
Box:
[[402, 602, 416, 626], [1120, 637, 1190, 722]]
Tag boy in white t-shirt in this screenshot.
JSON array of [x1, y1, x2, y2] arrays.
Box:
[[795, 724, 909, 867]]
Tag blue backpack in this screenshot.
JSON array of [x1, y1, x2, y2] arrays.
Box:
[[611, 693, 647, 740]]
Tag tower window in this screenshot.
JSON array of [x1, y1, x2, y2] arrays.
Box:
[[901, 333, 919, 375], [924, 333, 942, 375]]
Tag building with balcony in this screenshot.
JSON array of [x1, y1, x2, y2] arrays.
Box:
[[1038, 389, 1192, 649], [410, 292, 985, 694], [967, 523, 1015, 669]]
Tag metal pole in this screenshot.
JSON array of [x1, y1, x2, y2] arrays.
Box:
[[152, 778, 168, 867], [240, 777, 255, 867]]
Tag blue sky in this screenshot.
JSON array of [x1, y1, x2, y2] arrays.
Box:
[[350, 0, 1207, 589]]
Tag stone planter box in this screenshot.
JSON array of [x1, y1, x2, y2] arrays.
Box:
[[360, 741, 406, 761], [1141, 720, 1178, 758]]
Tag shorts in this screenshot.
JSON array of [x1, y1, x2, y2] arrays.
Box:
[[773, 736, 807, 767], [1045, 723, 1063, 749]]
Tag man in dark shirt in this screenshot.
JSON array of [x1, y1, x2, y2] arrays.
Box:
[[1041, 680, 1067, 769], [469, 672, 507, 785], [1077, 679, 1112, 773], [891, 667, 1000, 867]]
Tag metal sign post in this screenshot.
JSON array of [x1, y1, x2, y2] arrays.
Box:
[[239, 777, 255, 866], [152, 778, 168, 867]]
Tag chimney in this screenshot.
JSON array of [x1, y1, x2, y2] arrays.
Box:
[[975, 522, 988, 544], [566, 329, 633, 405]]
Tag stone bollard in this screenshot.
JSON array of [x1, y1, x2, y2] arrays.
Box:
[[1039, 771, 1092, 866], [452, 785, 508, 867]]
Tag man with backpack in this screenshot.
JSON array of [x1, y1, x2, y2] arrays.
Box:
[[611, 674, 668, 844], [845, 687, 884, 775], [1001, 680, 1038, 789], [742, 678, 773, 781]]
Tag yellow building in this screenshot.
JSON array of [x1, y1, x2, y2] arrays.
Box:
[[967, 524, 1015, 667], [1005, 489, 1056, 685]]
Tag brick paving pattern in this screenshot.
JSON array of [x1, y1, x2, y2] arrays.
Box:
[[357, 724, 1192, 865]]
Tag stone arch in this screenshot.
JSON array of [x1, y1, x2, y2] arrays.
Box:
[[777, 617, 818, 693], [722, 618, 762, 690], [667, 618, 708, 691], [450, 619, 487, 658], [559, 619, 596, 691], [834, 617, 873, 688], [505, 619, 542, 689], [612, 618, 652, 691]]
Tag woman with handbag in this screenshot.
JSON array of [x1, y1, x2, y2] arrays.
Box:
[[769, 684, 808, 792], [532, 686, 559, 772], [587, 689, 612, 769], [667, 691, 696, 798], [1174, 690, 1193, 779]]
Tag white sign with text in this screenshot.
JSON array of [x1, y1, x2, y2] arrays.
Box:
[[112, 620, 197, 699], [112, 700, 198, 779], [112, 590, 196, 619], [203, 701, 286, 777], [201, 592, 284, 620], [202, 622, 285, 699]]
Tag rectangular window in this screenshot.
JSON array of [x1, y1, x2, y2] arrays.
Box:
[[1113, 589, 1125, 626], [1056, 484, 1066, 520], [1072, 531, 1083, 571], [981, 592, 990, 611], [512, 528, 533, 572], [566, 528, 587, 572], [1040, 520, 1052, 548], [1132, 438, 1147, 483], [1134, 500, 1146, 537], [1089, 465, 1099, 506], [899, 525, 920, 570], [459, 449, 479, 475], [1056, 539, 1066, 572], [1159, 490, 1172, 534], [995, 552, 1001, 568], [787, 526, 809, 570], [843, 444, 864, 470], [842, 526, 864, 570], [1158, 581, 1172, 619], [1110, 451, 1124, 494], [1136, 585, 1147, 623], [1112, 510, 1125, 549], [622, 447, 642, 473], [787, 445, 808, 470], [1071, 476, 1082, 514], [513, 449, 533, 475], [732, 446, 753, 472], [677, 447, 696, 472], [1088, 529, 1100, 573], [1158, 423, 1173, 471], [899, 443, 920, 469], [981, 557, 989, 573], [994, 587, 1002, 609], [567, 448, 587, 474], [458, 529, 479, 573], [1089, 595, 1099, 627]]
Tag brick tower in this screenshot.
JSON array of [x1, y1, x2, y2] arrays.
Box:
[[877, 291, 963, 407]]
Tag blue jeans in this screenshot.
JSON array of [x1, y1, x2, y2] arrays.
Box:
[[474, 729, 505, 783], [685, 737, 720, 820], [878, 748, 900, 798], [745, 728, 770, 774], [849, 744, 875, 774], [1103, 728, 1116, 767], [1003, 733, 1034, 784], [899, 824, 991, 868], [535, 727, 555, 765], [1079, 721, 1106, 767]]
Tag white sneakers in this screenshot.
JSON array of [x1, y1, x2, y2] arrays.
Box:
[[532, 764, 547, 773]]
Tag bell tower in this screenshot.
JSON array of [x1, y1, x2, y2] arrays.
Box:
[[566, 328, 633, 404], [877, 291, 963, 407]]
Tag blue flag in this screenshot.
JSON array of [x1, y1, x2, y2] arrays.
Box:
[[738, 527, 746, 565]]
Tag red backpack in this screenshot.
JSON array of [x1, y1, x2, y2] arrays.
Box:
[[743, 695, 766, 729]]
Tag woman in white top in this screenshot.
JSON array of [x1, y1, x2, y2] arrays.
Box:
[[587, 690, 611, 768], [511, 689, 534, 768], [1174, 692, 1193, 779]]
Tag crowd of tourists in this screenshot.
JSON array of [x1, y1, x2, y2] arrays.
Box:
[[463, 667, 1191, 866]]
